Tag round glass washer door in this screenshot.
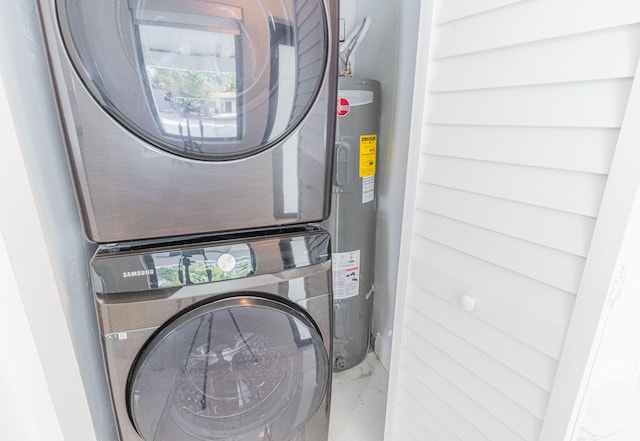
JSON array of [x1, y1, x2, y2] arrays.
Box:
[[57, 0, 329, 160], [128, 296, 329, 441]]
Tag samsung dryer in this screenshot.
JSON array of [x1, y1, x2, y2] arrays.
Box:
[[90, 225, 332, 441], [37, 0, 338, 243]]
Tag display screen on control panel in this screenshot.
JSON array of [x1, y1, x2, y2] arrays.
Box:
[[153, 243, 254, 288]]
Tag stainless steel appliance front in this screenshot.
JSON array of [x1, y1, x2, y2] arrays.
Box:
[[91, 226, 333, 441], [37, 0, 338, 242]]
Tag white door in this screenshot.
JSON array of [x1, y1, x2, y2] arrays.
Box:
[[385, 1, 640, 440]]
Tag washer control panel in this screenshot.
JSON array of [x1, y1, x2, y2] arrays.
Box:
[[90, 226, 331, 295]]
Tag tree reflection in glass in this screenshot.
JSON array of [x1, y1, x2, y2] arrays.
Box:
[[139, 24, 239, 148]]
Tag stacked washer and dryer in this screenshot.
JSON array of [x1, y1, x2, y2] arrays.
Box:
[[37, 1, 339, 440]]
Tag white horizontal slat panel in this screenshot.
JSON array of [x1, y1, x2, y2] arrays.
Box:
[[416, 237, 576, 328], [435, 0, 524, 25], [417, 184, 596, 257], [396, 403, 440, 441], [410, 260, 567, 359], [433, 0, 640, 59], [426, 78, 632, 128], [413, 210, 586, 293], [404, 317, 549, 419], [400, 352, 528, 441], [431, 24, 640, 91], [403, 331, 541, 440], [389, 0, 640, 439], [407, 284, 558, 391], [393, 425, 422, 441], [399, 383, 491, 441], [423, 124, 617, 175], [397, 390, 464, 441], [421, 155, 608, 217]]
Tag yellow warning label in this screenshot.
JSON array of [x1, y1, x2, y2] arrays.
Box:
[[359, 134, 377, 177]]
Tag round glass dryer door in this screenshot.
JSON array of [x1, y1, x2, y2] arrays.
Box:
[[128, 296, 329, 441], [57, 0, 329, 160]]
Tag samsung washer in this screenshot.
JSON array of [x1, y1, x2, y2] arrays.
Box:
[[37, 0, 338, 242], [90, 225, 332, 441]]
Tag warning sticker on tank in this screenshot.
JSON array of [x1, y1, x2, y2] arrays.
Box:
[[332, 250, 361, 299], [362, 175, 375, 204], [359, 135, 377, 177]]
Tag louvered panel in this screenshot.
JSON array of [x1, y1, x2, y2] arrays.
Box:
[[397, 389, 464, 441], [394, 408, 438, 441], [410, 259, 566, 359], [398, 382, 491, 441], [426, 79, 632, 128], [433, 0, 640, 59], [404, 318, 548, 419], [421, 156, 607, 218], [393, 425, 423, 441], [415, 236, 576, 328], [389, 0, 640, 439], [423, 125, 617, 175], [413, 210, 586, 293], [403, 331, 542, 440], [407, 284, 557, 391], [298, 29, 323, 55], [435, 0, 524, 25], [297, 51, 318, 69], [296, 0, 319, 33], [400, 352, 528, 441], [298, 64, 322, 82], [292, 0, 323, 123], [417, 183, 596, 257], [431, 24, 640, 92]]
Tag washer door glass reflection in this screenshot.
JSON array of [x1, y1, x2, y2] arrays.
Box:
[[128, 298, 328, 441]]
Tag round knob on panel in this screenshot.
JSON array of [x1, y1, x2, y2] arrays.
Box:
[[459, 294, 476, 312], [217, 253, 236, 272]]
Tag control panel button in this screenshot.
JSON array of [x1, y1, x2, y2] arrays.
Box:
[[217, 253, 236, 272]]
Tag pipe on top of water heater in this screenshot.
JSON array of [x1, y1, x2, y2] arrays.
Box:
[[339, 16, 371, 77]]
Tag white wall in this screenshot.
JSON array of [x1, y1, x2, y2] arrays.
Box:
[[0, 75, 66, 441], [340, 0, 422, 369], [0, 2, 115, 440], [589, 236, 640, 390], [584, 162, 640, 389]]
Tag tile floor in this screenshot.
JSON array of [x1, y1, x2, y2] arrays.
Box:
[[329, 352, 389, 441], [576, 381, 640, 441]]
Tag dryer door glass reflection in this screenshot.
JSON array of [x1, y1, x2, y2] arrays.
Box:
[[128, 297, 328, 441], [58, 0, 329, 160]]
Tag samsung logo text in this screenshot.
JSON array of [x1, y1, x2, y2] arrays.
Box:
[[122, 269, 155, 278]]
